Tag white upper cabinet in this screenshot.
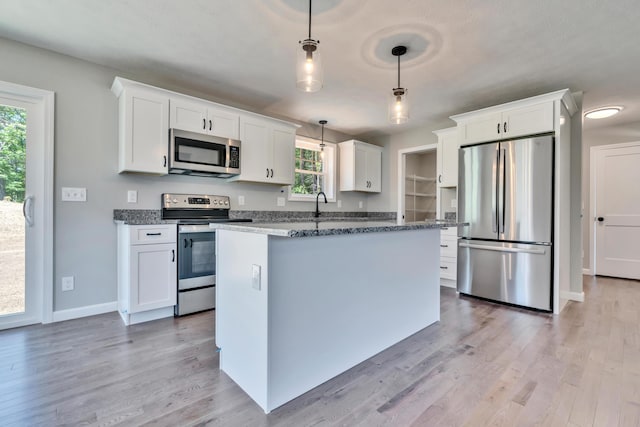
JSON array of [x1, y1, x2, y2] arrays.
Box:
[[112, 79, 169, 175], [169, 97, 239, 140], [339, 140, 382, 193], [453, 95, 557, 146], [231, 114, 296, 185], [434, 127, 458, 188]]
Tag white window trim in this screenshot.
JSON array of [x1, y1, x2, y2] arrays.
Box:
[[288, 135, 337, 202]]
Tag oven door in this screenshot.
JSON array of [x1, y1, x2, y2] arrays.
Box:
[[178, 231, 216, 290]]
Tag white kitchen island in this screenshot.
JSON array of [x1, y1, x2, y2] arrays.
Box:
[[210, 219, 459, 413]]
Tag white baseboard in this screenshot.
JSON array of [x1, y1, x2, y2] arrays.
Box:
[[440, 278, 457, 289], [582, 268, 593, 275], [560, 291, 585, 303], [52, 301, 117, 322]]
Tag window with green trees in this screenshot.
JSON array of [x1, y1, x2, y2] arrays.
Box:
[[0, 105, 26, 202], [289, 137, 335, 201]]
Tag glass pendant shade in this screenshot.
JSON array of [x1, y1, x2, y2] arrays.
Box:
[[389, 88, 409, 124], [296, 39, 323, 92]]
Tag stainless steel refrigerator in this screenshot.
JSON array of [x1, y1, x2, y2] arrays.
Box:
[[457, 135, 554, 311]]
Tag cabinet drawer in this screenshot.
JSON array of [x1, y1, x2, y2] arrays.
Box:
[[440, 237, 457, 258], [440, 257, 457, 280], [440, 226, 458, 237], [129, 225, 177, 245]]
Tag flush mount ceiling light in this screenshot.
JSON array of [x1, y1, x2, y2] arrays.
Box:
[[389, 45, 409, 124], [584, 106, 623, 119], [319, 119, 327, 152], [296, 0, 323, 92]]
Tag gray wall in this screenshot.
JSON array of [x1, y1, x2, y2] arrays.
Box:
[[581, 119, 640, 272], [0, 37, 377, 311]]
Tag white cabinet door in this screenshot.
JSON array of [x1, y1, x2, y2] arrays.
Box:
[[119, 86, 169, 174], [208, 107, 240, 140], [503, 102, 554, 140], [436, 128, 458, 187], [170, 99, 239, 139], [366, 147, 382, 192], [458, 112, 502, 146], [354, 143, 369, 191], [239, 117, 271, 182], [170, 98, 208, 133], [129, 243, 177, 313], [271, 125, 295, 185]]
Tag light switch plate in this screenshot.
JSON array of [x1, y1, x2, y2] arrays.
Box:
[[451, 199, 457, 208], [251, 264, 261, 290], [337, 200, 342, 209], [238, 195, 245, 206], [127, 190, 137, 203], [358, 201, 363, 209], [61, 187, 87, 202], [277, 197, 285, 207]]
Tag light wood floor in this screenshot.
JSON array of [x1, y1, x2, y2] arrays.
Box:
[[1, 275, 639, 426]]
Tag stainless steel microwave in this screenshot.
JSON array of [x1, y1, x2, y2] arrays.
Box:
[[169, 128, 241, 177]]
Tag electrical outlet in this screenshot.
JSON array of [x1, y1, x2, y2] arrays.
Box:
[[127, 190, 137, 203], [277, 197, 285, 207], [61, 187, 87, 202], [238, 195, 245, 206], [337, 200, 342, 209], [358, 201, 363, 209], [451, 199, 457, 208], [61, 276, 74, 291]]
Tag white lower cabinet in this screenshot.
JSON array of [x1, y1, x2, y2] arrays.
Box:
[[440, 226, 458, 285], [117, 224, 177, 325]]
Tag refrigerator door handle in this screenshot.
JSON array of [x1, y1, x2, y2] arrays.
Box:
[[498, 147, 506, 234], [492, 147, 499, 233], [459, 241, 547, 255]]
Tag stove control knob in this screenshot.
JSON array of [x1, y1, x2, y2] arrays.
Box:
[[224, 200, 229, 205], [213, 200, 218, 205], [172, 199, 178, 204]]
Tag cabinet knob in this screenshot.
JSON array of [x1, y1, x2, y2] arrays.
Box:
[[597, 217, 604, 222]]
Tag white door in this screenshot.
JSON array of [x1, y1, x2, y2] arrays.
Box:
[[0, 85, 53, 329], [594, 143, 640, 279]]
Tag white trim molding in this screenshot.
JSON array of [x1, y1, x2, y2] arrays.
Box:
[[52, 302, 117, 323], [582, 268, 593, 276], [561, 291, 585, 303]]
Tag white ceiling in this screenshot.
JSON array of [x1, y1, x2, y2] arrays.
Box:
[[1, 0, 639, 137]]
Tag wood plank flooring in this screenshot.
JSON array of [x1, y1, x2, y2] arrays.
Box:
[[1, 275, 639, 426]]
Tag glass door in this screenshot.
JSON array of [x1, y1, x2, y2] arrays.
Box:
[[0, 103, 26, 319]]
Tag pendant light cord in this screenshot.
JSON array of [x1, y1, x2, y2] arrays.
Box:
[[308, 0, 312, 39], [397, 54, 401, 88]]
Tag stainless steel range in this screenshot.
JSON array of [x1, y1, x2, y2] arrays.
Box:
[[162, 193, 250, 316]]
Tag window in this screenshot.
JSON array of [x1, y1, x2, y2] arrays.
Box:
[[289, 136, 336, 202]]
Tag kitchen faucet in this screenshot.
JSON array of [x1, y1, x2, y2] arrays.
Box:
[[315, 191, 327, 218]]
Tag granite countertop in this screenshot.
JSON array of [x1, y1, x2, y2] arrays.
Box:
[[209, 219, 464, 238]]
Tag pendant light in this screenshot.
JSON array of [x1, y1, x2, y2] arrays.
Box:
[[389, 45, 409, 124], [319, 119, 327, 159], [297, 0, 323, 92], [319, 120, 327, 151]]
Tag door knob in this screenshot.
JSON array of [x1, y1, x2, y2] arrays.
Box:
[[597, 217, 604, 222]]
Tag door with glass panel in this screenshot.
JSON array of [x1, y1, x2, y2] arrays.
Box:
[[0, 96, 40, 329]]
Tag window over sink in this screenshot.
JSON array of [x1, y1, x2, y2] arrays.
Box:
[[288, 136, 336, 202]]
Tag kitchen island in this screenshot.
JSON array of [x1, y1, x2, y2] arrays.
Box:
[[210, 219, 460, 413]]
